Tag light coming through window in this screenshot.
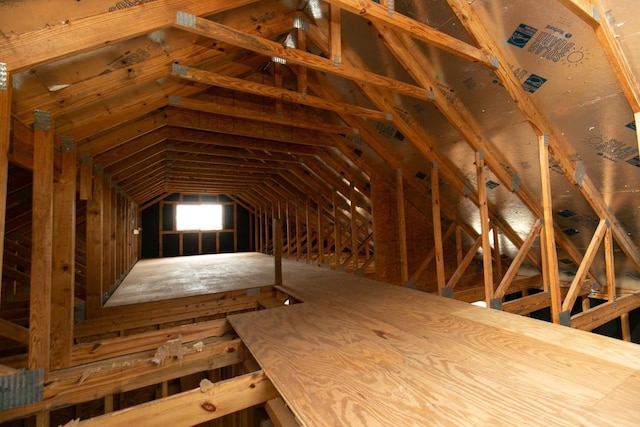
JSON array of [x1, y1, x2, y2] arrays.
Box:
[[176, 204, 223, 231]]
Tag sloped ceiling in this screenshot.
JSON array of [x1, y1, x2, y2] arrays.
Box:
[[1, 0, 639, 290]]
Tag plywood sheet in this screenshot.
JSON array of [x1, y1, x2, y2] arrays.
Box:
[[229, 260, 640, 426]]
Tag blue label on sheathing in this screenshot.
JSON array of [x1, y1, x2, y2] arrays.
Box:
[[626, 120, 636, 131], [522, 74, 547, 93], [626, 156, 640, 168], [508, 23, 538, 48]]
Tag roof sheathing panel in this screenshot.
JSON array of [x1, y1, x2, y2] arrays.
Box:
[[466, 0, 640, 290]]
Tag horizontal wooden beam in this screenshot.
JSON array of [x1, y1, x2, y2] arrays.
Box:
[[79, 370, 278, 426], [0, 318, 29, 345], [71, 319, 231, 365], [173, 13, 434, 103], [571, 293, 640, 331], [172, 67, 390, 121]]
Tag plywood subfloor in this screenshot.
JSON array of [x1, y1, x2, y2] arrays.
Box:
[[105, 252, 278, 307], [229, 261, 640, 427]]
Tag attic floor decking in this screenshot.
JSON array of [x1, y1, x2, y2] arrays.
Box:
[[105, 252, 278, 307], [228, 259, 640, 426]]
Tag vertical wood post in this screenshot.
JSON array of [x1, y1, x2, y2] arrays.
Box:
[[431, 163, 446, 295], [333, 190, 341, 267], [78, 152, 92, 201], [284, 199, 291, 257], [29, 110, 54, 377], [635, 111, 640, 156], [0, 63, 10, 304], [305, 196, 311, 263], [86, 166, 104, 319], [51, 137, 76, 370], [476, 150, 494, 306], [604, 225, 616, 303], [274, 219, 283, 286], [538, 134, 562, 324], [297, 27, 308, 93], [350, 183, 359, 272], [492, 226, 503, 283], [396, 170, 409, 283], [330, 5, 341, 66], [295, 199, 301, 260], [317, 196, 324, 266], [102, 177, 113, 296], [455, 226, 463, 265]]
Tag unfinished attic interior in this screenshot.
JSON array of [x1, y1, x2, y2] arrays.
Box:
[[1, 0, 640, 425]]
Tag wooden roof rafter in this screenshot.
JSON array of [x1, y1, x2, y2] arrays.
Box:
[[0, 0, 262, 72], [172, 12, 438, 105], [172, 65, 391, 122]]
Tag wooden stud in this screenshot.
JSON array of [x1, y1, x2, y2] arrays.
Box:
[[330, 5, 342, 66], [102, 179, 113, 294], [104, 395, 114, 414], [493, 225, 503, 283], [296, 200, 301, 260], [620, 313, 631, 342], [274, 219, 283, 286], [30, 110, 54, 377], [455, 226, 463, 265], [431, 163, 446, 295], [86, 167, 104, 319], [395, 170, 409, 283], [306, 196, 311, 263], [285, 200, 291, 256], [0, 62, 10, 303], [604, 225, 616, 304], [635, 112, 640, 156], [350, 183, 360, 272], [317, 197, 324, 266], [333, 191, 340, 266], [51, 137, 77, 370], [475, 151, 494, 305], [274, 63, 283, 119], [538, 134, 562, 323], [297, 26, 308, 94]]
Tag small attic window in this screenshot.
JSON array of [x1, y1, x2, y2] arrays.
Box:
[[176, 204, 223, 231]]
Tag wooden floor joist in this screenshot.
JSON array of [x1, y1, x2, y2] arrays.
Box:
[[78, 370, 277, 427]]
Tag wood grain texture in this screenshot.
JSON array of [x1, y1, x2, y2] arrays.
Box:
[[51, 144, 77, 370], [29, 113, 54, 376], [229, 257, 640, 426]]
